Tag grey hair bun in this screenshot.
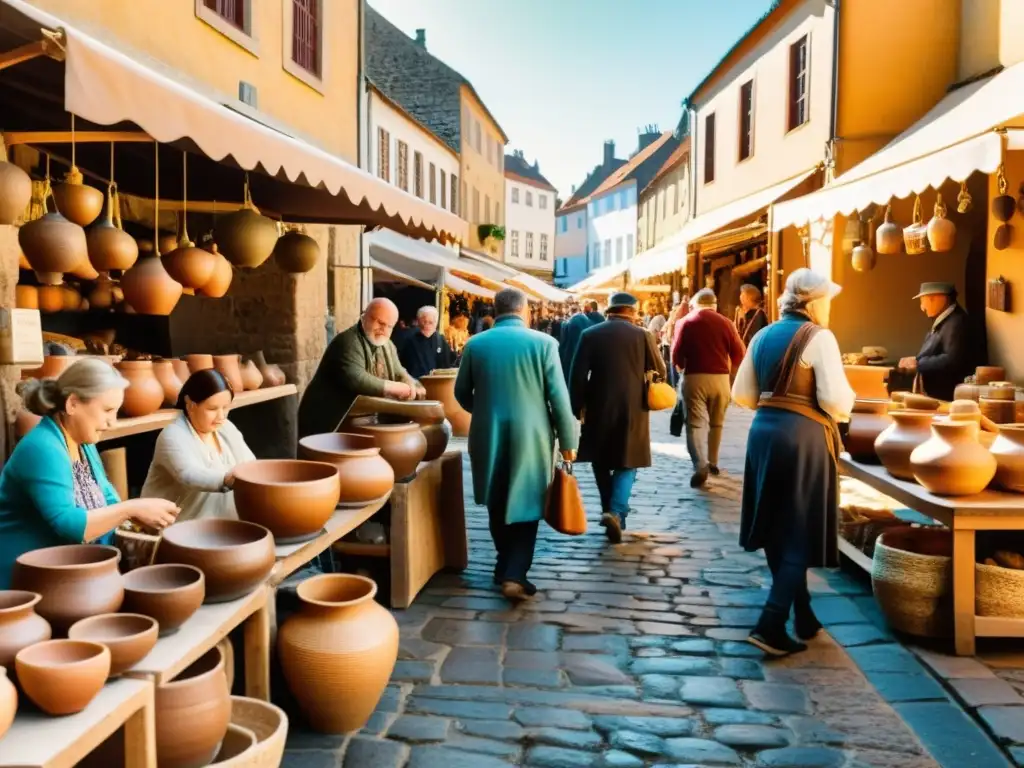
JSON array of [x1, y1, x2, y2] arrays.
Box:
[[17, 377, 64, 416]]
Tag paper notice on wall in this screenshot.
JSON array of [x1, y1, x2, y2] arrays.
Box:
[[0, 308, 44, 366]]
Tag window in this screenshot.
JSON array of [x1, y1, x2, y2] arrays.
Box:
[[789, 35, 809, 130], [539, 195, 548, 210], [397, 141, 409, 191], [473, 187, 480, 223], [577, 215, 583, 229], [511, 230, 520, 257], [662, 189, 668, 220], [376, 128, 390, 182], [526, 232, 534, 259], [604, 196, 615, 214], [559, 217, 567, 233], [512, 187, 520, 204], [496, 141, 503, 170], [540, 234, 549, 261], [451, 174, 459, 215], [485, 195, 491, 223], [704, 113, 716, 184], [203, 0, 246, 29], [474, 122, 482, 153], [495, 202, 501, 224], [440, 169, 447, 209], [198, 1, 254, 54], [604, 238, 611, 267], [428, 163, 436, 204], [462, 181, 467, 216], [526, 190, 533, 207], [673, 180, 680, 214], [413, 151, 423, 198], [486, 136, 492, 164], [619, 189, 628, 209], [591, 242, 600, 270], [739, 79, 754, 160], [290, 0, 321, 77], [626, 234, 634, 259], [616, 237, 624, 263]]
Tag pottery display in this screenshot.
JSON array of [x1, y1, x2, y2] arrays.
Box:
[[348, 417, 428, 480], [86, 187, 138, 273], [251, 351, 286, 387], [232, 460, 341, 543], [11, 544, 124, 634], [217, 695, 289, 768], [214, 354, 245, 393], [990, 425, 1024, 493], [115, 360, 166, 418], [88, 277, 119, 310], [910, 420, 996, 496], [278, 574, 398, 733], [981, 397, 1015, 425], [153, 359, 184, 406], [240, 359, 263, 390], [903, 393, 940, 411], [51, 168, 104, 227], [122, 564, 206, 636], [214, 196, 279, 268], [155, 645, 231, 768], [926, 194, 956, 252], [0, 157, 31, 225], [0, 590, 52, 669], [844, 400, 891, 462], [875, 204, 902, 255], [68, 613, 158, 677], [164, 234, 218, 291], [23, 353, 77, 380], [120, 253, 184, 315], [19, 202, 89, 284], [874, 410, 936, 481], [15, 639, 111, 715], [171, 358, 192, 383], [210, 724, 257, 764], [977, 366, 1005, 385], [156, 519, 275, 603], [186, 353, 215, 374], [199, 249, 233, 298], [420, 372, 470, 437], [273, 230, 320, 273], [0, 667, 14, 740], [954, 383, 982, 402], [70, 256, 99, 281], [420, 421, 452, 461], [298, 433, 396, 507]]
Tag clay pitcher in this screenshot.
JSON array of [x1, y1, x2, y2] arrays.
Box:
[[240, 359, 263, 391], [214, 354, 244, 393], [116, 360, 166, 418], [843, 400, 891, 463], [348, 417, 428, 480], [874, 410, 935, 481], [910, 420, 996, 496], [278, 574, 398, 733], [0, 590, 52, 669], [990, 424, 1024, 493], [420, 372, 470, 437], [155, 645, 231, 768], [152, 359, 184, 407]]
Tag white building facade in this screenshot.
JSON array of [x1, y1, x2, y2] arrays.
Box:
[[504, 152, 556, 277], [586, 182, 638, 271], [554, 205, 588, 288]]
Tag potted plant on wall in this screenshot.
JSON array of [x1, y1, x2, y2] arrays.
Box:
[[477, 224, 505, 257]]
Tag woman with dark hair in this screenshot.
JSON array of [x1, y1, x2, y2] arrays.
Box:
[[141, 369, 256, 521]]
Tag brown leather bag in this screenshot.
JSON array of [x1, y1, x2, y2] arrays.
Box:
[[544, 461, 587, 536]]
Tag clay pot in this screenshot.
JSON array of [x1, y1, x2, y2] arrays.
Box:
[[35, 284, 62, 313], [70, 257, 99, 281], [122, 564, 206, 637], [116, 360, 166, 418], [993, 192, 1016, 223], [171, 358, 192, 383], [420, 421, 452, 461], [199, 249, 233, 298], [851, 243, 875, 272], [990, 425, 1024, 493], [0, 667, 14, 741], [981, 398, 1015, 425], [357, 410, 449, 462], [0, 590, 52, 669], [240, 359, 263, 391], [22, 353, 77, 380], [153, 359, 184, 406], [214, 204, 279, 268], [186, 353, 214, 374], [278, 574, 398, 733], [875, 205, 902, 255], [976, 366, 1005, 385], [954, 383, 981, 402], [11, 544, 124, 634], [220, 695, 288, 768], [0, 158, 32, 225], [155, 645, 231, 768], [903, 393, 940, 411], [51, 168, 104, 227], [61, 284, 83, 312], [88, 277, 119, 310], [19, 208, 89, 284], [927, 195, 956, 252], [349, 417, 428, 480], [988, 382, 1017, 400], [251, 351, 286, 387], [214, 354, 244, 393], [15, 284, 37, 309], [910, 420, 996, 496], [844, 400, 891, 463], [86, 189, 138, 273], [273, 230, 320, 273], [120, 253, 184, 315], [16, 639, 110, 715], [298, 433, 396, 507], [874, 410, 935, 481], [68, 613, 158, 677], [420, 372, 471, 437], [232, 460, 341, 543], [211, 724, 257, 763], [994, 223, 1013, 250], [164, 236, 218, 291], [155, 520, 275, 603]]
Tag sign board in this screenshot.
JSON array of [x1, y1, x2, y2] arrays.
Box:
[[0, 308, 43, 366]]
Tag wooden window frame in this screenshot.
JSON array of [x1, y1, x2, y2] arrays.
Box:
[[525, 190, 533, 207], [539, 194, 547, 210], [196, 0, 258, 56], [282, 0, 325, 92], [451, 174, 459, 215], [429, 163, 437, 204], [512, 187, 519, 204], [739, 79, 755, 161], [473, 187, 480, 223], [377, 127, 390, 182], [704, 112, 716, 185], [788, 35, 810, 132], [413, 151, 424, 198], [485, 194, 491, 223], [526, 232, 534, 259], [511, 230, 520, 258], [397, 140, 409, 192], [440, 169, 447, 210], [540, 233, 549, 261]]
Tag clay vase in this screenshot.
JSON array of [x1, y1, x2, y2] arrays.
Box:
[[172, 358, 192, 383], [120, 253, 184, 315], [11, 544, 124, 634], [0, 590, 52, 669], [298, 433, 396, 507], [420, 421, 452, 461], [199, 248, 233, 298], [214, 354, 244, 393], [19, 208, 88, 284], [86, 189, 138, 273], [874, 410, 935, 481], [15, 639, 110, 716], [155, 645, 231, 768], [251, 351, 286, 387], [844, 400, 891, 463], [163, 235, 218, 291], [214, 204, 279, 268], [273, 230, 320, 273], [0, 667, 14, 741], [990, 425, 1024, 493], [116, 360, 166, 418], [0, 157, 31, 225], [348, 417, 428, 480], [420, 372, 470, 437], [278, 574, 398, 733], [910, 420, 996, 496], [152, 359, 184, 407], [186, 353, 214, 374], [240, 359, 263, 391], [51, 168, 104, 227], [231, 460, 341, 543]]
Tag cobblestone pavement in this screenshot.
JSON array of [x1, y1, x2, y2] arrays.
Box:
[[282, 409, 1006, 768]]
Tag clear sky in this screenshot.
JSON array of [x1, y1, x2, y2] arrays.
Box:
[[366, 0, 773, 200]]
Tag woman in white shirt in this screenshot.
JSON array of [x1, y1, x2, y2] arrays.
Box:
[[731, 268, 855, 658], [141, 369, 256, 521]]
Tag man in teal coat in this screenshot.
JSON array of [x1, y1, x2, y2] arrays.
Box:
[[455, 287, 578, 603]]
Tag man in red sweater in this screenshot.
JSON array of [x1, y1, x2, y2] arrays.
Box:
[[671, 288, 747, 488]]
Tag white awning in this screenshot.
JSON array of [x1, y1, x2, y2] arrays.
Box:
[[630, 167, 819, 280], [457, 248, 568, 302], [772, 61, 1024, 231], [370, 261, 434, 290], [366, 229, 462, 284], [506, 272, 570, 303], [444, 272, 495, 299], [567, 261, 629, 294]]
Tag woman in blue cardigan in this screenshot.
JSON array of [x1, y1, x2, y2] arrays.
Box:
[[0, 358, 180, 588]]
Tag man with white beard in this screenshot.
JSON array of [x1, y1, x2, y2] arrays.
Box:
[[298, 297, 425, 438]]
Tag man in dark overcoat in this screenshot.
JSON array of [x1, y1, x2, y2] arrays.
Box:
[[897, 282, 972, 401], [569, 292, 665, 543], [559, 300, 603, 381]]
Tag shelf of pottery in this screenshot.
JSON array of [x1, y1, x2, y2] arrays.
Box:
[[838, 364, 1024, 656]]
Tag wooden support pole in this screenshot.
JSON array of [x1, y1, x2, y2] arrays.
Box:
[[3, 131, 154, 146]]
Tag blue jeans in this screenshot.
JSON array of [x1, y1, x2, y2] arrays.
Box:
[[763, 534, 810, 621], [592, 465, 637, 522]]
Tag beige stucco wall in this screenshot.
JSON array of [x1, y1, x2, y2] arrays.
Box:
[[986, 151, 1024, 380], [638, 162, 690, 253], [460, 86, 506, 253], [959, 0, 1024, 82]]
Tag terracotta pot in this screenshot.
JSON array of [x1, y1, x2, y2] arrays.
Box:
[[874, 410, 935, 481], [0, 158, 31, 225], [278, 574, 398, 733], [88, 277, 118, 310], [232, 460, 341, 543], [51, 169, 104, 227], [240, 359, 263, 391], [991, 425, 1024, 493], [86, 190, 138, 273], [348, 417, 428, 480], [153, 359, 184, 406], [22, 353, 77, 380], [155, 646, 231, 768], [116, 360, 166, 418], [186, 353, 215, 374], [851, 243, 875, 272], [37, 284, 64, 312], [68, 613, 158, 677], [0, 667, 14, 741], [954, 383, 982, 402], [875, 205, 902, 255], [273, 231, 320, 273], [219, 695, 288, 768], [421, 421, 451, 461], [120, 253, 184, 315], [214, 354, 244, 393], [11, 544, 124, 634], [977, 366, 1005, 385], [155, 520, 275, 603], [19, 208, 88, 284], [981, 398, 1015, 425], [911, 420, 996, 496], [993, 192, 1016, 223], [0, 590, 52, 669], [211, 724, 257, 763], [164, 237, 219, 291], [70, 257, 99, 281], [354, 410, 449, 462], [122, 564, 206, 637], [988, 382, 1017, 400], [171, 358, 192, 383], [214, 205, 279, 268], [844, 400, 891, 462], [15, 284, 38, 309], [251, 351, 286, 387], [15, 639, 110, 715], [199, 250, 233, 298], [420, 373, 471, 437], [61, 284, 83, 312], [298, 433, 396, 507]]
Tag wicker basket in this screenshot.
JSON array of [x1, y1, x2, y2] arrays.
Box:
[[114, 527, 160, 573], [215, 695, 289, 768], [871, 526, 953, 637], [976, 561, 1024, 618]]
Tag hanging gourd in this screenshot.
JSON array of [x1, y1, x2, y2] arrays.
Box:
[[37, 284, 64, 313], [88, 275, 118, 310], [958, 181, 973, 214], [50, 116, 103, 227], [903, 196, 928, 255], [87, 146, 139, 275], [273, 227, 320, 273], [15, 285, 38, 309], [19, 156, 89, 285], [875, 203, 902, 255], [926, 193, 956, 252], [852, 220, 876, 272], [197, 239, 233, 298], [0, 140, 32, 225], [213, 175, 279, 268], [993, 166, 1014, 251], [163, 152, 218, 291]]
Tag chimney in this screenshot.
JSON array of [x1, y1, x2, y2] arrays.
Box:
[[603, 140, 615, 167], [638, 124, 661, 151], [414, 29, 426, 48], [533, 160, 539, 172], [571, 184, 577, 194]]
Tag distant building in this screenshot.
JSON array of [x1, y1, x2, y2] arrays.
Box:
[[637, 137, 691, 255], [504, 151, 556, 277]]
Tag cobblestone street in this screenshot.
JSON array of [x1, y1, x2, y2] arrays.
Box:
[[282, 409, 1009, 768]]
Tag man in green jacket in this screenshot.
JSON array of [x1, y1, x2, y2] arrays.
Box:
[[298, 298, 424, 438]]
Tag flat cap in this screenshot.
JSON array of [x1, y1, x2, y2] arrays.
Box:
[[608, 292, 638, 309]]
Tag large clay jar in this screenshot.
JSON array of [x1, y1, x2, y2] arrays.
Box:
[[11, 544, 124, 634], [990, 424, 1024, 493], [86, 188, 138, 273], [0, 590, 52, 669], [0, 157, 31, 225], [171, 358, 192, 383], [214, 202, 279, 268], [0, 667, 14, 740], [116, 360, 166, 418], [198, 248, 233, 298], [19, 205, 88, 284], [299, 433, 396, 507], [349, 417, 428, 480], [251, 351, 286, 387], [844, 400, 891, 463], [214, 354, 244, 393], [420, 372, 470, 437], [273, 230, 320, 273], [120, 253, 184, 315], [240, 359, 263, 391], [231, 460, 341, 543], [278, 574, 398, 733], [874, 410, 935, 481], [152, 359, 184, 407], [155, 645, 231, 768], [910, 420, 996, 496], [186, 353, 214, 374]]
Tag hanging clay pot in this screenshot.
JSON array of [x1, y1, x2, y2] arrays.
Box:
[[874, 410, 935, 481], [251, 351, 286, 387], [213, 354, 244, 393], [120, 252, 184, 316], [994, 223, 1013, 251], [69, 258, 99, 281], [155, 646, 231, 768], [0, 667, 14, 741], [851, 242, 876, 272], [348, 418, 428, 481], [199, 247, 233, 298], [88, 276, 118, 310], [214, 181, 279, 268], [927, 193, 956, 252], [991, 425, 1024, 493], [910, 420, 996, 496], [298, 433, 396, 507], [164, 223, 218, 291], [278, 574, 399, 733], [274, 230, 320, 273], [420, 371, 471, 437], [186, 353, 214, 374], [51, 166, 103, 227], [992, 166, 1016, 222], [240, 359, 263, 390], [0, 155, 32, 225], [116, 360, 166, 418], [171, 358, 191, 383], [903, 196, 928, 255], [0, 590, 52, 669], [844, 400, 891, 463], [877, 206, 906, 255], [15, 284, 38, 309], [152, 359, 184, 406], [86, 186, 138, 274], [19, 184, 89, 285]]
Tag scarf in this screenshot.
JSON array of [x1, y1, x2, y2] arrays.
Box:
[[357, 323, 395, 381]]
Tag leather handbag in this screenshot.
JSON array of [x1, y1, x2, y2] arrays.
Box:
[[544, 461, 587, 536]]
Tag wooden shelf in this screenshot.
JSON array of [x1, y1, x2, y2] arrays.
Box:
[[333, 541, 391, 558], [99, 384, 297, 442]]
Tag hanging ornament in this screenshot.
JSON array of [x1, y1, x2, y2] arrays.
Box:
[[957, 181, 973, 214], [876, 203, 902, 255], [213, 174, 279, 268], [927, 193, 956, 252], [163, 152, 217, 291], [51, 115, 103, 227], [903, 195, 928, 255], [992, 165, 1015, 222]]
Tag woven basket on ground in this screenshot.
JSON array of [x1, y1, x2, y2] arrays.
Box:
[[976, 561, 1024, 618], [113, 527, 160, 573], [871, 526, 953, 637], [216, 695, 289, 768]]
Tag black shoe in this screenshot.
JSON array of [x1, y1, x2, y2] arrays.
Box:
[[501, 581, 529, 604], [492, 574, 537, 596], [709, 465, 721, 476], [600, 512, 623, 543], [747, 609, 807, 657], [794, 602, 822, 641], [690, 468, 709, 488]]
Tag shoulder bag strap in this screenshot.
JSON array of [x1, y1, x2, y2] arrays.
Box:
[[772, 322, 821, 398]]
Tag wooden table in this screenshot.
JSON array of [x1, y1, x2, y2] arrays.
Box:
[[0, 678, 155, 768], [840, 454, 1024, 655]]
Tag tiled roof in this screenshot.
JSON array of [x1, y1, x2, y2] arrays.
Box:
[[590, 132, 679, 199], [643, 136, 691, 193], [559, 158, 627, 211], [504, 153, 557, 192]]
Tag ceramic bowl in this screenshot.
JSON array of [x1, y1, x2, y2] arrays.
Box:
[[15, 639, 111, 715], [220, 695, 288, 768], [210, 723, 258, 764], [232, 460, 341, 543], [68, 613, 158, 677], [298, 433, 395, 507], [155, 520, 275, 603], [122, 564, 206, 636]]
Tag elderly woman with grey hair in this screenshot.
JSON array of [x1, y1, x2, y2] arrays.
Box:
[[399, 305, 456, 379], [731, 268, 855, 657]]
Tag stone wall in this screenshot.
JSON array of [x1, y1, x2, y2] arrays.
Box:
[[0, 226, 22, 434]]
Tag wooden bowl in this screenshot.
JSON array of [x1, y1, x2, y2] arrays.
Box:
[[232, 460, 341, 544], [68, 613, 158, 677], [15, 639, 110, 715], [122, 564, 205, 636]]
